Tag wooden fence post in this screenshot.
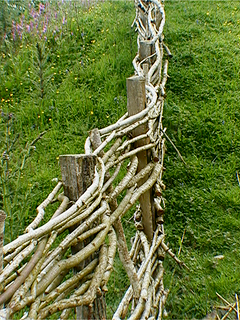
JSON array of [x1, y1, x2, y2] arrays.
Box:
[[127, 76, 154, 242], [59, 154, 96, 203], [139, 41, 153, 65], [59, 154, 106, 320]]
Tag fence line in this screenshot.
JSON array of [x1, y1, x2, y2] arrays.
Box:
[[0, 0, 186, 319]]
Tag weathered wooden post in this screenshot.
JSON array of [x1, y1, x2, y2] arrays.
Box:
[[59, 154, 106, 320], [127, 76, 154, 242], [59, 155, 96, 205], [139, 41, 153, 69]]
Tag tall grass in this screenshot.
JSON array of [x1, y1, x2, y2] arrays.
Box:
[[0, 0, 239, 318], [0, 0, 136, 242]]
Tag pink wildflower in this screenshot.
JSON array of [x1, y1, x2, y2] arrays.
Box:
[[39, 3, 45, 14]]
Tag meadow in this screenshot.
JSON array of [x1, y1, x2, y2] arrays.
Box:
[[0, 0, 240, 319]]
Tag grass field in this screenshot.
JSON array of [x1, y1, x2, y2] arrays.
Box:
[[163, 1, 240, 319], [0, 0, 240, 319]]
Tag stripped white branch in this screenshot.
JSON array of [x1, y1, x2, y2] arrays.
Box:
[[39, 201, 108, 277], [140, 283, 153, 320], [99, 99, 155, 136], [109, 156, 138, 200], [93, 131, 116, 156], [84, 137, 92, 154], [3, 167, 100, 255], [0, 241, 37, 284], [55, 193, 103, 233], [4, 242, 29, 264], [39, 259, 98, 310], [115, 115, 149, 138], [51, 194, 69, 220], [38, 245, 108, 319], [147, 0, 165, 45], [113, 141, 156, 167], [117, 133, 150, 152], [102, 138, 122, 164], [25, 182, 63, 233], [102, 162, 122, 194], [101, 227, 117, 290]]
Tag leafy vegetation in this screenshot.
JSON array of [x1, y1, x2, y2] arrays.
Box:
[[0, 0, 239, 319]]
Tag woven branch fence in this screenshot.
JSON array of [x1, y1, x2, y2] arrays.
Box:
[[0, 0, 186, 319]]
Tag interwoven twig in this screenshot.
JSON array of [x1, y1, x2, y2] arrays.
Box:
[[0, 1, 185, 319]]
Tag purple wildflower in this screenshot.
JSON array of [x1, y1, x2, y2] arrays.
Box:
[[16, 24, 23, 39], [30, 8, 37, 18], [45, 15, 49, 24], [39, 3, 45, 14]]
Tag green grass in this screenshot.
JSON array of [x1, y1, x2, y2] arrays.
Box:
[[163, 1, 240, 319], [0, 0, 240, 319], [0, 0, 136, 241]]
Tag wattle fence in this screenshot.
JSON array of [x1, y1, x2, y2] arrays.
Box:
[[0, 0, 185, 319]]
